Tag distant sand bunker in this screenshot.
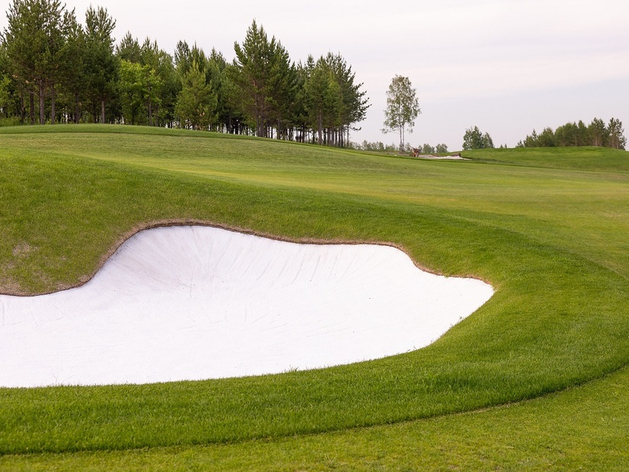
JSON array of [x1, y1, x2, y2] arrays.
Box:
[[0, 226, 493, 388]]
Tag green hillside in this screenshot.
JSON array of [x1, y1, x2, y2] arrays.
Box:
[[1, 125, 628, 470]]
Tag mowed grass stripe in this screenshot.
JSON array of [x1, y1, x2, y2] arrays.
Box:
[[0, 126, 628, 455]]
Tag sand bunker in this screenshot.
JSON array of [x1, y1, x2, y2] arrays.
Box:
[[0, 226, 493, 388]]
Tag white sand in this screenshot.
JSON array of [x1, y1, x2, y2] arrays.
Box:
[[0, 226, 493, 388]]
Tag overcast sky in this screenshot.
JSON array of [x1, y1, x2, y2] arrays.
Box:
[[2, 0, 628, 150]]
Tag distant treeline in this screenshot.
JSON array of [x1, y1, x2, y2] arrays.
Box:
[[517, 118, 626, 150], [0, 1, 369, 147], [357, 141, 448, 154]]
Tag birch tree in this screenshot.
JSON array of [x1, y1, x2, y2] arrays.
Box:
[[382, 75, 420, 151]]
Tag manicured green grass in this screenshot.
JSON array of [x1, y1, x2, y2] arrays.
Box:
[[1, 125, 628, 468], [465, 145, 629, 172], [3, 366, 629, 471]]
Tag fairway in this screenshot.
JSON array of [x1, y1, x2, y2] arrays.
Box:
[[1, 125, 629, 470]]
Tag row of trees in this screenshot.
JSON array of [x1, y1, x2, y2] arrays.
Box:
[[0, 1, 369, 146], [517, 118, 626, 150], [417, 143, 449, 154], [357, 141, 448, 154]]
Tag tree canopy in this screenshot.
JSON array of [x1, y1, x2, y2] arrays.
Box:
[[0, 3, 369, 147]]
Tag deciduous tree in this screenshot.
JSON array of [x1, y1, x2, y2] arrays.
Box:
[[118, 59, 161, 125], [463, 126, 494, 150], [435, 143, 449, 154], [588, 118, 608, 147], [608, 118, 626, 150], [382, 75, 420, 151], [175, 61, 217, 130]]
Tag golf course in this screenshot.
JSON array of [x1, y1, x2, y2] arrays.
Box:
[[1, 125, 629, 470]]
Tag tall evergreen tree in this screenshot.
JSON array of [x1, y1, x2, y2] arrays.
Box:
[[325, 53, 368, 146], [302, 55, 329, 145], [60, 10, 86, 122], [302, 53, 368, 146], [3, 0, 70, 124], [266, 42, 297, 139], [174, 41, 207, 77], [234, 20, 291, 137], [85, 6, 117, 123], [116, 32, 141, 63]]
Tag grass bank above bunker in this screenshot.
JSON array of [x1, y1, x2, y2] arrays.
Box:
[[1, 126, 629, 455]]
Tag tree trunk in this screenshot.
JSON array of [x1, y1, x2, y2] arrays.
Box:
[[317, 112, 323, 145], [50, 84, 56, 125], [101, 99, 106, 124], [75, 93, 80, 123], [38, 81, 46, 125], [29, 90, 35, 125], [20, 92, 26, 124]]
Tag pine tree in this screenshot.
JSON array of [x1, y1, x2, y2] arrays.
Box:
[[303, 56, 331, 145], [85, 6, 117, 123], [60, 11, 86, 122], [3, 0, 70, 124], [234, 20, 275, 137]]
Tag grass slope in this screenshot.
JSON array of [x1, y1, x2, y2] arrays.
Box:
[[1, 125, 628, 468], [3, 366, 629, 471]]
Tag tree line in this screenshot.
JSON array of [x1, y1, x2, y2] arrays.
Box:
[[517, 118, 626, 150], [356, 141, 448, 154], [0, 1, 370, 146], [462, 119, 627, 152]]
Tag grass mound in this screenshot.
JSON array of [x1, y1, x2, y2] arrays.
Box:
[[1, 125, 629, 468]]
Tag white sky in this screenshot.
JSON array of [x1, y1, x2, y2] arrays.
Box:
[[2, 0, 628, 150]]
